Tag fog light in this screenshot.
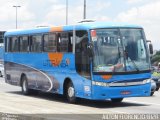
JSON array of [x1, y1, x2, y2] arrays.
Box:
[[84, 86, 90, 92]]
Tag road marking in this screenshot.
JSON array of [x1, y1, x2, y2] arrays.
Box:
[[106, 110, 126, 114], [124, 99, 160, 106]]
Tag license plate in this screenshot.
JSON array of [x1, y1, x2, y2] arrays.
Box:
[[120, 91, 131, 95]]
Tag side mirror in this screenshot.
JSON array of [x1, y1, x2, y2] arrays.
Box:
[[149, 43, 153, 55], [87, 42, 94, 58], [147, 40, 153, 55]]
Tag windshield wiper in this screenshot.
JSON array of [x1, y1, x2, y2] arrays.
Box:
[[129, 59, 140, 72]]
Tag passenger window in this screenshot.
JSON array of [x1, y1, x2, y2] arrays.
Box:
[[11, 37, 19, 52], [57, 33, 69, 52], [68, 32, 73, 52], [0, 32, 5, 43], [31, 35, 42, 52], [20, 36, 29, 52], [44, 33, 57, 52], [6, 37, 11, 52]]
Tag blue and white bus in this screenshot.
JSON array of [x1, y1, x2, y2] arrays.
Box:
[[4, 21, 152, 103]]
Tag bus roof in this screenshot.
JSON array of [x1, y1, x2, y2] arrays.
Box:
[[5, 21, 142, 36]]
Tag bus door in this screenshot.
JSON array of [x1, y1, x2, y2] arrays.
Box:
[[75, 30, 91, 80]]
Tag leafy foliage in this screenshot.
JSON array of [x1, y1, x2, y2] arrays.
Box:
[[151, 50, 160, 65]]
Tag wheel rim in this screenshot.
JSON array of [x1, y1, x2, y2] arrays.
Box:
[[68, 86, 74, 98], [23, 80, 27, 92]]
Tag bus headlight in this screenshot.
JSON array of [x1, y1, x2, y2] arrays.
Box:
[[92, 81, 109, 87], [143, 79, 151, 84]]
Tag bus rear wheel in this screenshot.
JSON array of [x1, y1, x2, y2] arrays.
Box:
[[21, 76, 31, 95], [66, 82, 76, 103], [21, 76, 38, 95], [156, 87, 159, 91], [111, 98, 123, 103]]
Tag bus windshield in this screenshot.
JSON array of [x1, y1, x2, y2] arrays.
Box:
[[91, 28, 150, 73]]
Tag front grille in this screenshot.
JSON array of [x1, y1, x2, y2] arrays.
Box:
[[109, 81, 144, 87], [92, 79, 150, 87]]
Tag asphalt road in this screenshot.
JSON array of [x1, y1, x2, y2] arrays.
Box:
[[0, 77, 160, 120]]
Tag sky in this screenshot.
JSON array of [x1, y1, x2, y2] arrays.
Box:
[[0, 0, 160, 50]]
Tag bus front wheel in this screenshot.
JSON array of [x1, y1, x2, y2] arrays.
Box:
[[66, 82, 76, 103], [111, 98, 123, 103]]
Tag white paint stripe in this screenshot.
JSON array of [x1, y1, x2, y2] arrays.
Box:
[[107, 110, 126, 114], [20, 64, 53, 92], [125, 99, 160, 106], [33, 67, 53, 92], [7, 62, 53, 92]]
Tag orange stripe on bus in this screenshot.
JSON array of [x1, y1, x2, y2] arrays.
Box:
[[50, 26, 63, 32], [101, 75, 112, 80], [48, 53, 63, 66]]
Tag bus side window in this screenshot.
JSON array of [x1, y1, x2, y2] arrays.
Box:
[[57, 32, 69, 52], [6, 37, 19, 52], [31, 35, 42, 52], [68, 32, 73, 52], [11, 36, 19, 52], [20, 36, 29, 52], [6, 37, 11, 52], [43, 34, 49, 52], [43, 33, 57, 52]]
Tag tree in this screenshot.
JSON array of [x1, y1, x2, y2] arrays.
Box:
[[151, 50, 160, 65]]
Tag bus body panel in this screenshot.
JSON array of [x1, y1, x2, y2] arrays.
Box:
[[4, 53, 75, 91], [4, 22, 152, 101], [4, 52, 90, 98]]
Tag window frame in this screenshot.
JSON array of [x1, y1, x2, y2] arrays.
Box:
[[11, 36, 19, 52], [6, 36, 20, 53], [5, 37, 11, 52], [57, 32, 69, 53], [19, 36, 29, 53], [43, 32, 57, 52], [30, 34, 43, 53]]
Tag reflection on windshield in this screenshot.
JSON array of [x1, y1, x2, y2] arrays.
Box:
[[121, 29, 149, 72], [91, 28, 150, 73]]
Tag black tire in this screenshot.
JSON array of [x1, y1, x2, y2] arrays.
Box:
[[150, 91, 154, 96], [0, 71, 2, 77], [21, 76, 31, 95], [111, 98, 123, 103], [21, 76, 39, 95], [156, 87, 159, 91], [66, 82, 76, 103]]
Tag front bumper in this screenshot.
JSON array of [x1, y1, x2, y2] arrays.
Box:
[[91, 83, 151, 100], [156, 80, 160, 86], [152, 78, 160, 90]]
